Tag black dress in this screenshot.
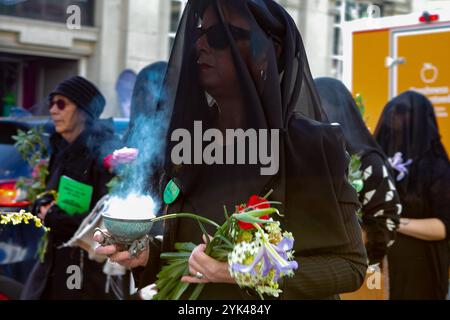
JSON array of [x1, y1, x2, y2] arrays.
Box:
[[375, 90, 450, 299], [137, 116, 368, 300], [21, 122, 119, 300], [387, 157, 450, 299]]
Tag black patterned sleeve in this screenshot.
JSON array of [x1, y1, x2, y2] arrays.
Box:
[[359, 152, 401, 265]]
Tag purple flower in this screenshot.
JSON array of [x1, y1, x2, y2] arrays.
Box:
[[388, 152, 413, 181], [231, 237, 298, 282]]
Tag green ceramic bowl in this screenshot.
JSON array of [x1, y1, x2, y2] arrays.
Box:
[[103, 216, 153, 243]]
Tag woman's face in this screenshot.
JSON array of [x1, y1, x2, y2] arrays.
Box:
[[49, 94, 86, 138], [196, 4, 251, 99]]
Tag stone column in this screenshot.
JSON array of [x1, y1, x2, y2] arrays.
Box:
[[89, 0, 167, 117], [278, 0, 333, 78]]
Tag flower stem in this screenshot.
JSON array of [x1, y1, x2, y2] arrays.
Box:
[[150, 213, 221, 229], [263, 189, 274, 199]]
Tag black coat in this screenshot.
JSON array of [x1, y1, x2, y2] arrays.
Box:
[[21, 122, 119, 300], [135, 117, 368, 300]]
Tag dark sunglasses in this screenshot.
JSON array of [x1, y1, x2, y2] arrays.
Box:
[[196, 23, 251, 49], [49, 99, 67, 111]]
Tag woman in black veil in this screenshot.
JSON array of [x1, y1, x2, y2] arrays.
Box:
[[315, 78, 401, 267], [375, 91, 450, 299], [96, 0, 367, 299]]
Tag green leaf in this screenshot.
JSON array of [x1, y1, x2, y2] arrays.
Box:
[[174, 242, 196, 252], [189, 283, 205, 300], [154, 275, 181, 300], [213, 234, 233, 248], [263, 189, 274, 199], [223, 205, 229, 220], [232, 214, 276, 224], [160, 252, 192, 259], [243, 207, 280, 217], [170, 268, 190, 300], [197, 220, 211, 248], [157, 260, 188, 279]]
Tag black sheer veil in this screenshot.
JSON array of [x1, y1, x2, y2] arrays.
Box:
[[315, 77, 386, 158], [374, 90, 449, 195], [375, 91, 448, 162], [158, 0, 357, 255]]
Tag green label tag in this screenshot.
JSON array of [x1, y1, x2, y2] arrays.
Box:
[[164, 179, 180, 205], [56, 175, 93, 215]]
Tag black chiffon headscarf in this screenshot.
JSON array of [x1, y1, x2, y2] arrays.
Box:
[[374, 91, 449, 201], [315, 77, 385, 158], [159, 0, 357, 253]]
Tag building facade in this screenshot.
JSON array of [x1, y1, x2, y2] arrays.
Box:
[[0, 0, 448, 116]]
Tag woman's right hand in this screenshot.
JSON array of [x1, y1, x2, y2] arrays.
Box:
[[93, 231, 149, 269]]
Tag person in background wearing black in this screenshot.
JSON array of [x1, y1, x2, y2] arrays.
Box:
[[315, 78, 401, 299], [21, 76, 119, 300], [316, 78, 401, 266], [375, 91, 450, 300]]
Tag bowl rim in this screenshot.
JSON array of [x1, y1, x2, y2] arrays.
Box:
[[102, 214, 154, 222]]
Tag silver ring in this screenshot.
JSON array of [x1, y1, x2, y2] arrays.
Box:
[[195, 271, 204, 279]]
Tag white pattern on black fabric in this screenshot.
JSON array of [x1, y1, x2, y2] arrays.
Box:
[[363, 190, 376, 205], [385, 191, 394, 202], [386, 218, 396, 231], [373, 210, 384, 217], [396, 204, 402, 215], [388, 180, 396, 191], [363, 166, 373, 181], [382, 165, 388, 178], [387, 240, 395, 247]]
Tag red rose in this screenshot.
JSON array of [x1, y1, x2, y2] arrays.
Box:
[[103, 154, 114, 171], [237, 195, 270, 230]]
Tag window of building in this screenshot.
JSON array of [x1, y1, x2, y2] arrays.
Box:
[[331, 0, 384, 79], [169, 0, 188, 54], [0, 0, 95, 26]]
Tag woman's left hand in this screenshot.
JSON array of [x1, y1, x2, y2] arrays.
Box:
[[181, 244, 236, 284], [38, 202, 55, 221]]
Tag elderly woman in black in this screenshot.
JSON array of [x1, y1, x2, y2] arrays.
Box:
[[22, 76, 118, 300], [375, 91, 450, 300], [96, 0, 367, 299]]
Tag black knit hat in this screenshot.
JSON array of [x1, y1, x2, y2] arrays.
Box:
[[49, 76, 105, 119]]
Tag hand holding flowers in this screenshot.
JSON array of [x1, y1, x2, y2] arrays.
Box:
[[150, 192, 298, 300]]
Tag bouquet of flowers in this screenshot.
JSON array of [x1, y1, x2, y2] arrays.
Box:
[[12, 126, 49, 203], [150, 191, 298, 300]]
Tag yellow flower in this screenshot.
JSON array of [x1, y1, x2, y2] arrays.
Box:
[[243, 255, 254, 266], [1, 211, 49, 233], [34, 219, 43, 228], [237, 231, 253, 243]]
